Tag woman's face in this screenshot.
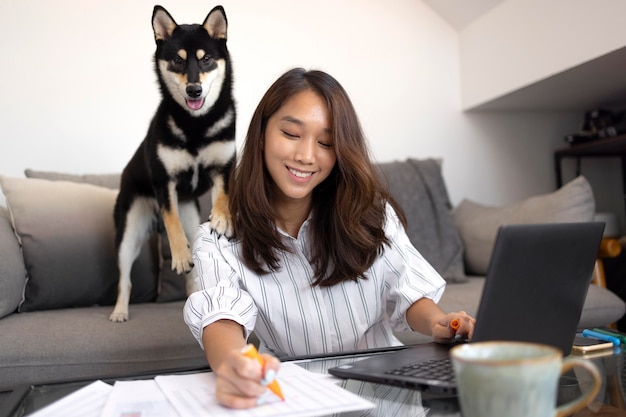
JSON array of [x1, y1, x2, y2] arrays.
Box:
[[263, 89, 337, 207]]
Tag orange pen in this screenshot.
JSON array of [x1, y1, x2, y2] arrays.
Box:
[[241, 344, 285, 401], [449, 318, 460, 331]]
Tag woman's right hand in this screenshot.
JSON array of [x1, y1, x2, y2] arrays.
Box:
[[213, 347, 281, 409]]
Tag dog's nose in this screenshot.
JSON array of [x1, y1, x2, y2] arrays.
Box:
[[186, 84, 203, 98]]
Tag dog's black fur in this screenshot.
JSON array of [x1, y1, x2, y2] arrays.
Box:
[[110, 5, 235, 322]]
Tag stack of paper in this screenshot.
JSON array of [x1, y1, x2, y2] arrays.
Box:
[[27, 363, 374, 417]]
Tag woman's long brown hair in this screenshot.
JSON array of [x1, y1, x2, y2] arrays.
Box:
[[230, 68, 406, 286]]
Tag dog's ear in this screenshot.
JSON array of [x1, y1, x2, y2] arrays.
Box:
[[203, 6, 228, 40], [152, 5, 178, 42]]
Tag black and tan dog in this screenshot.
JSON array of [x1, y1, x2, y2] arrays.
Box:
[[110, 5, 235, 322]]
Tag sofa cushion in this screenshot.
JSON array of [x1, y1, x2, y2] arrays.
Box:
[[0, 301, 206, 391], [378, 159, 466, 283], [0, 176, 158, 311], [24, 169, 191, 303], [453, 176, 595, 275], [0, 206, 27, 319]]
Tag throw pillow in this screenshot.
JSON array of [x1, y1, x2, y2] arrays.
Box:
[[24, 169, 211, 302], [453, 176, 595, 275], [378, 159, 467, 283], [0, 177, 158, 311]]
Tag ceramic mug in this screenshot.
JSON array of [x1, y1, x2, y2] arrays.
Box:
[[450, 341, 601, 417]]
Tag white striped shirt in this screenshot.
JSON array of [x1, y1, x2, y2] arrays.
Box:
[[183, 205, 446, 357]]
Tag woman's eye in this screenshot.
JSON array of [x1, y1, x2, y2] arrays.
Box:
[[282, 130, 298, 138], [318, 142, 332, 149]]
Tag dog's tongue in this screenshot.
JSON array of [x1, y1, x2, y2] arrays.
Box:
[[186, 99, 204, 111]]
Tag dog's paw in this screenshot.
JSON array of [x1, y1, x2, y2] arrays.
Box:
[[109, 309, 129, 322], [171, 248, 194, 275], [208, 211, 234, 238]]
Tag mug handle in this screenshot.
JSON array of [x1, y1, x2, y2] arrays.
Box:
[[555, 357, 602, 417]]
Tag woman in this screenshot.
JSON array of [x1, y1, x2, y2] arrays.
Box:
[[184, 68, 475, 408]]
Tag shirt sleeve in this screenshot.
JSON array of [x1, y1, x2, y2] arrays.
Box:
[[382, 204, 447, 333], [183, 224, 258, 348]]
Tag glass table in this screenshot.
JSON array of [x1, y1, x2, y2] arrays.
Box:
[[3, 345, 626, 416]]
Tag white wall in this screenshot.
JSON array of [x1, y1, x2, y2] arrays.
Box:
[[0, 0, 584, 213], [460, 0, 626, 109]]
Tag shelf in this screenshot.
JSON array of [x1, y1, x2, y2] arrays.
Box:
[[555, 134, 626, 157], [468, 46, 626, 112], [554, 134, 626, 220]]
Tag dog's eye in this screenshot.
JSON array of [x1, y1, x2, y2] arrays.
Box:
[[200, 55, 215, 66], [171, 56, 185, 67]]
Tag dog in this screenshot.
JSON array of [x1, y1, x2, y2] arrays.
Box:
[[110, 5, 236, 322]]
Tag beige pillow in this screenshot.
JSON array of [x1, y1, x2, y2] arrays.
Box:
[[453, 176, 595, 275], [24, 169, 211, 303], [0, 176, 158, 311]]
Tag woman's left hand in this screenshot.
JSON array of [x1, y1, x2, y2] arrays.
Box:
[[432, 311, 475, 343]]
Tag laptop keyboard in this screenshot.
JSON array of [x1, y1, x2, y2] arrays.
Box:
[[385, 358, 456, 382]]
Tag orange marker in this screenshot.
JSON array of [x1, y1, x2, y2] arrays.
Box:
[[449, 318, 460, 331], [241, 344, 285, 401]]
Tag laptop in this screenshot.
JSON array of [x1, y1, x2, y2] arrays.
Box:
[[328, 222, 605, 394]]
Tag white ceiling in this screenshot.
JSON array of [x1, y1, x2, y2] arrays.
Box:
[[422, 0, 505, 30]]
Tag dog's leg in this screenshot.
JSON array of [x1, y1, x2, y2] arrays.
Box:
[[208, 175, 233, 237], [179, 201, 200, 295], [110, 197, 156, 322], [162, 181, 194, 275]]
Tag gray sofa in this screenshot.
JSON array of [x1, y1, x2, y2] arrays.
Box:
[[0, 159, 624, 393]]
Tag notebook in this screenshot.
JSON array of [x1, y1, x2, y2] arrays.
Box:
[[328, 222, 605, 394]]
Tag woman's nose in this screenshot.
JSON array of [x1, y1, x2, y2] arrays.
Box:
[[295, 138, 315, 163]]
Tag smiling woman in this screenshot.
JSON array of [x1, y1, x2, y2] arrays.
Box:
[[182, 67, 475, 409]]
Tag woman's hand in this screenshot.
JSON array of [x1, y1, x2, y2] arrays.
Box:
[[202, 320, 281, 409], [213, 347, 281, 408], [432, 311, 475, 343], [406, 298, 476, 343]]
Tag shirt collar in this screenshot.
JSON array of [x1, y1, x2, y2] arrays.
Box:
[[276, 212, 313, 241]]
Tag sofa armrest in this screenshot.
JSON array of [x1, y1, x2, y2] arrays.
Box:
[[0, 206, 26, 318]]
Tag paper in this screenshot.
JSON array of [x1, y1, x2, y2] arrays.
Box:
[[26, 363, 373, 417], [154, 363, 374, 417], [26, 380, 112, 417], [100, 380, 178, 417]]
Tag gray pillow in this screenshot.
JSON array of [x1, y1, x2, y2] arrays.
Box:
[[0, 177, 158, 311], [453, 176, 595, 275], [0, 206, 26, 318], [378, 159, 467, 283], [24, 169, 206, 303]]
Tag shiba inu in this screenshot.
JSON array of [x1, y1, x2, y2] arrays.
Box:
[[110, 5, 235, 322]]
